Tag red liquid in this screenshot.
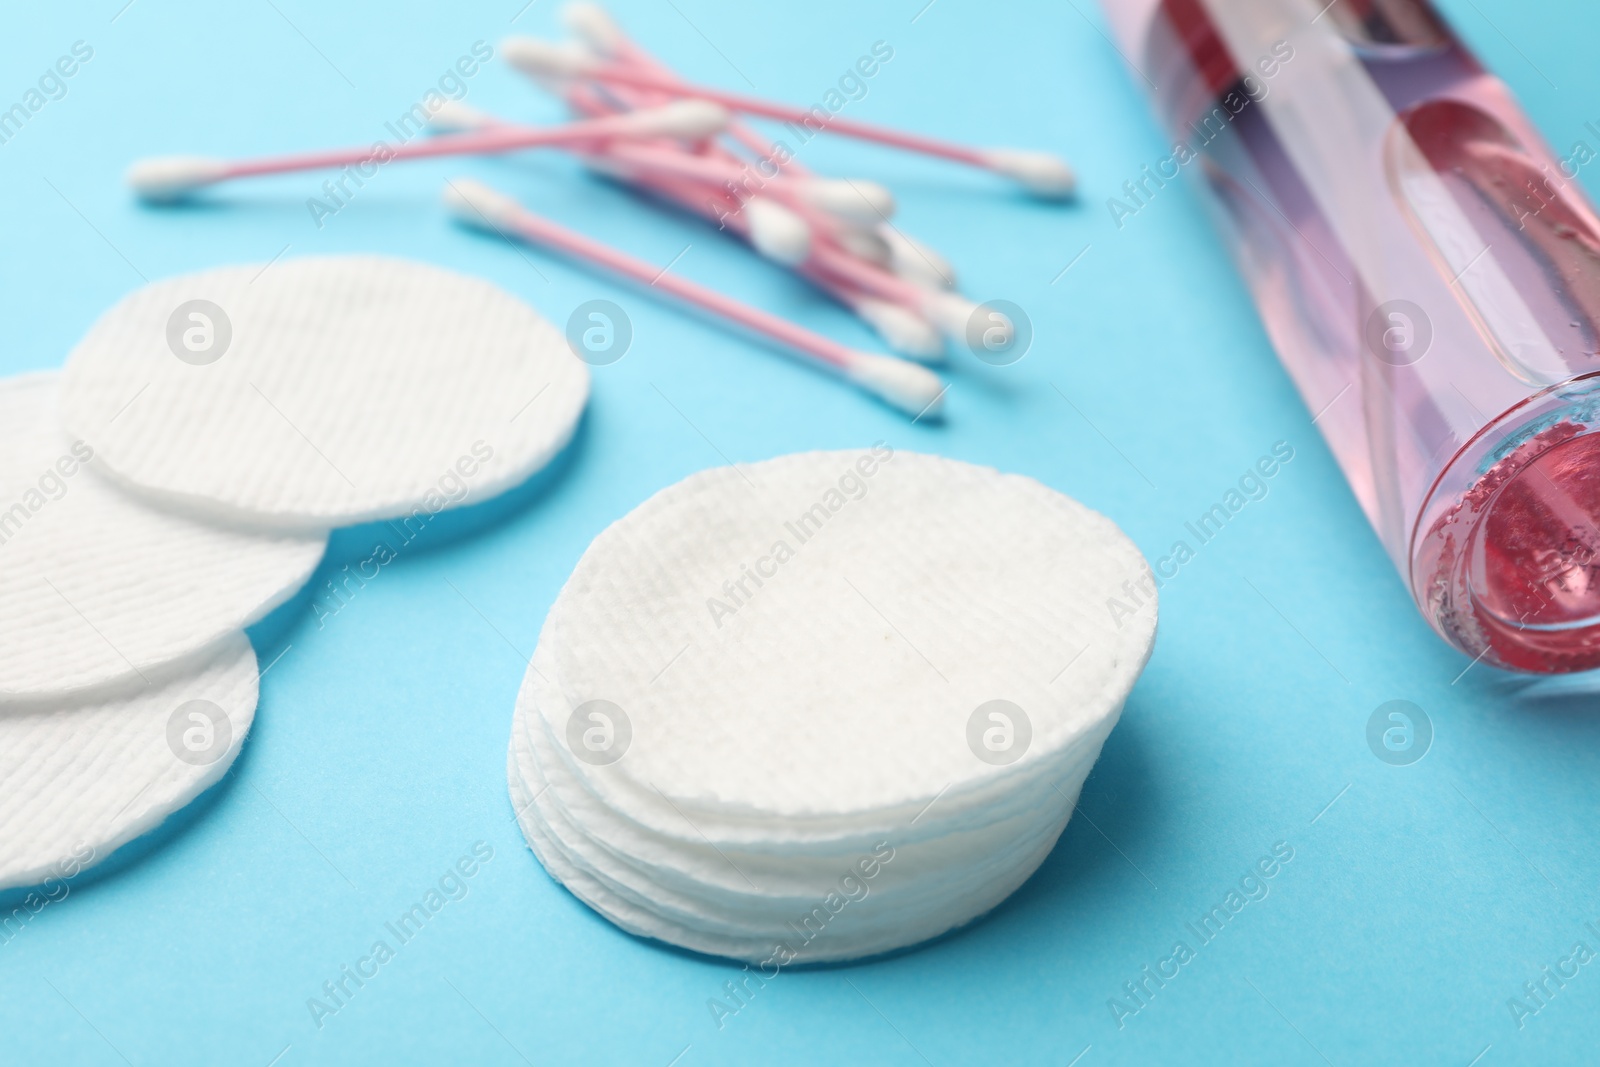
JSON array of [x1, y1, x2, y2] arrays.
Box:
[[1417, 412, 1600, 672]]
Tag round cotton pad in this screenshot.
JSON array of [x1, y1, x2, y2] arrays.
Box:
[[0, 373, 324, 700], [59, 255, 589, 528], [510, 449, 1157, 961], [0, 633, 257, 892], [534, 449, 1154, 836]]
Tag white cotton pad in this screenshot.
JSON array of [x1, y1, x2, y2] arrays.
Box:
[[508, 449, 1157, 961], [0, 373, 324, 701], [0, 633, 257, 892], [532, 449, 1154, 840], [58, 255, 589, 529]]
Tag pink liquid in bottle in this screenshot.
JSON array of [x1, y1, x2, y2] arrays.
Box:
[[1104, 0, 1600, 672]]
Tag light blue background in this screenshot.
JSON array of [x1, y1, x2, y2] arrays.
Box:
[[3, 1, 1599, 1063]]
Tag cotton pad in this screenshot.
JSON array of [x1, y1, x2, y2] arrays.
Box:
[[58, 255, 589, 529], [0, 633, 257, 892], [0, 373, 324, 701], [508, 449, 1156, 961]]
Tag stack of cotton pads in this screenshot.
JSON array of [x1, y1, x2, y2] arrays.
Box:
[[3, 254, 587, 891], [509, 450, 1156, 962]]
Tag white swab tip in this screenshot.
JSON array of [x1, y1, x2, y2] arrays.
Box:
[[801, 179, 896, 223], [500, 37, 596, 80], [881, 228, 957, 289], [846, 353, 946, 418], [854, 299, 945, 363], [622, 99, 729, 140], [982, 148, 1076, 199], [923, 291, 998, 345], [126, 157, 229, 201], [442, 178, 523, 231], [561, 2, 625, 53], [743, 197, 811, 266], [427, 100, 494, 133], [832, 227, 891, 266]]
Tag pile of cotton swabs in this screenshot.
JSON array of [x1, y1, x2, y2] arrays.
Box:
[[126, 2, 1076, 418]]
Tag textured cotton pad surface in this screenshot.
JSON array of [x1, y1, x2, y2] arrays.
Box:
[[531, 448, 1155, 837], [0, 633, 257, 891], [0, 373, 324, 700], [59, 256, 588, 528], [510, 449, 1157, 961]]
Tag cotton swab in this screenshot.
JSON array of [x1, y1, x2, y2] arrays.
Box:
[[424, 101, 894, 224], [558, 87, 959, 292], [597, 142, 896, 223], [878, 227, 958, 290], [846, 297, 946, 361], [531, 94, 954, 360], [443, 179, 945, 418], [424, 102, 867, 272], [559, 1, 629, 60], [645, 172, 949, 361], [500, 38, 1078, 199], [547, 68, 959, 323], [425, 80, 952, 356], [739, 198, 812, 266], [570, 154, 948, 361], [426, 94, 950, 360], [127, 101, 729, 202], [585, 149, 905, 273], [559, 2, 815, 179], [806, 238, 1000, 347], [574, 153, 812, 265], [831, 226, 893, 267]]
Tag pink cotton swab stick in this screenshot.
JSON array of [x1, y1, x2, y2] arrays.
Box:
[[423, 102, 833, 276], [512, 93, 951, 358], [442, 178, 946, 418], [807, 238, 996, 348], [555, 88, 958, 288], [421, 102, 943, 357], [126, 101, 729, 202], [421, 99, 809, 265], [553, 87, 930, 286], [425, 100, 893, 226], [614, 164, 946, 361], [501, 38, 1077, 199], [558, 2, 814, 179], [513, 119, 944, 360], [425, 100, 823, 270], [594, 141, 895, 225]]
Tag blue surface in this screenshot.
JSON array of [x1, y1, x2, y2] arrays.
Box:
[[3, 1, 1600, 1063]]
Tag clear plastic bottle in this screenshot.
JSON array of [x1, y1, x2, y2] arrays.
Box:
[[1103, 0, 1600, 672]]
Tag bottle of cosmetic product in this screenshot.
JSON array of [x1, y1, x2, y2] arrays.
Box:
[[1103, 0, 1600, 671]]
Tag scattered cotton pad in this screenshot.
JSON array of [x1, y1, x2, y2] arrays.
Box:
[[59, 255, 589, 529], [0, 372, 324, 701], [508, 449, 1156, 961], [0, 633, 257, 892]]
